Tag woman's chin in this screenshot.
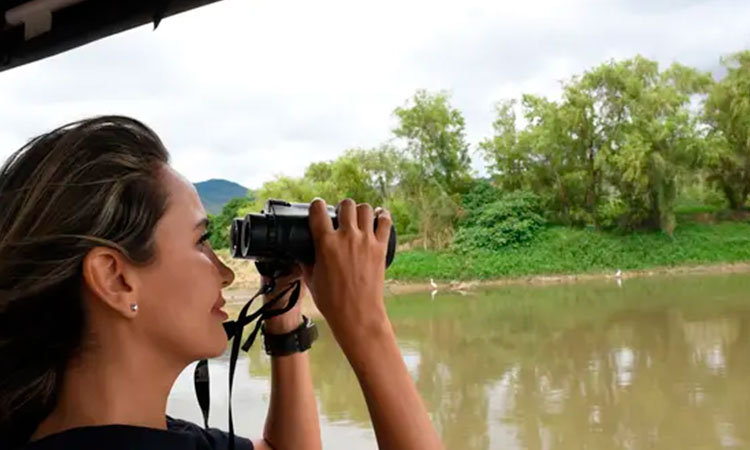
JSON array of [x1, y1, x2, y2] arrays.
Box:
[[208, 331, 229, 357], [194, 326, 229, 359]]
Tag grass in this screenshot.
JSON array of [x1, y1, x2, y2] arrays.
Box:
[[386, 221, 750, 281]]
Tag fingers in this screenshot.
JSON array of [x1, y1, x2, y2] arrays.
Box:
[[330, 199, 389, 241], [356, 203, 374, 233], [337, 198, 357, 231], [374, 207, 392, 243], [309, 198, 334, 237]]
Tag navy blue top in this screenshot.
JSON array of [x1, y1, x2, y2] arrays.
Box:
[[17, 416, 254, 450]]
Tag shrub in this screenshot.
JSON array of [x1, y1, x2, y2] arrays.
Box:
[[453, 190, 546, 252], [596, 196, 628, 229]]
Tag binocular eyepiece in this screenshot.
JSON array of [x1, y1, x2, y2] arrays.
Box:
[[230, 200, 397, 268]]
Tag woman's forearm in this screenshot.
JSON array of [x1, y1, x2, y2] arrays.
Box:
[[262, 349, 322, 450], [254, 305, 322, 450], [336, 320, 443, 450], [300, 199, 444, 450]]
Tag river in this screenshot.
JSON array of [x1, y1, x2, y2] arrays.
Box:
[[167, 272, 750, 449]]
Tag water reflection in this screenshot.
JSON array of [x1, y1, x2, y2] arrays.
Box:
[[169, 273, 750, 450]]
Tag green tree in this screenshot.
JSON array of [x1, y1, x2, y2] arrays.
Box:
[[479, 100, 530, 192], [704, 50, 750, 209], [521, 93, 597, 224], [481, 92, 604, 225], [392, 90, 471, 247], [248, 146, 416, 236], [209, 196, 255, 249], [482, 56, 711, 232], [347, 146, 403, 201], [304, 146, 404, 206], [252, 175, 319, 209], [584, 56, 711, 232], [393, 90, 473, 195], [394, 156, 462, 248]]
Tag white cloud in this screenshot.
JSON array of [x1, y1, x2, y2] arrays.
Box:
[[1, 0, 749, 188]]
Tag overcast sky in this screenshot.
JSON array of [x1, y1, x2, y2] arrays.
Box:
[[1, 0, 749, 189]]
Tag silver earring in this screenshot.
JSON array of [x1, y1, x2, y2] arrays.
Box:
[[130, 304, 138, 312]]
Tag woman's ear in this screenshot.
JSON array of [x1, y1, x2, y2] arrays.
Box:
[[82, 247, 141, 318]]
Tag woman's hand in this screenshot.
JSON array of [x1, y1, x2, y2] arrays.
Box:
[[261, 265, 307, 335], [301, 198, 392, 342]]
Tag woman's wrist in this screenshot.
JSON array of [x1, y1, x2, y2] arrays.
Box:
[[338, 319, 399, 373], [260, 272, 306, 334], [264, 312, 304, 334], [330, 311, 394, 358]]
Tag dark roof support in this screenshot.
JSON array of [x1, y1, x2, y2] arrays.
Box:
[[0, 0, 222, 72]]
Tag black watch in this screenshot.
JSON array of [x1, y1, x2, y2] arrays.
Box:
[[261, 315, 318, 357]]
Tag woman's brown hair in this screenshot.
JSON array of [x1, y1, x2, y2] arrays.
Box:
[[0, 116, 171, 447]]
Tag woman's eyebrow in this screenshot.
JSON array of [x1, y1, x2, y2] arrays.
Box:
[[195, 217, 210, 230]]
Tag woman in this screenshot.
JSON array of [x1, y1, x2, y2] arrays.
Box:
[[0, 116, 443, 450]]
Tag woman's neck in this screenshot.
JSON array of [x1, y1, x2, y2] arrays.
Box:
[[30, 341, 185, 442]]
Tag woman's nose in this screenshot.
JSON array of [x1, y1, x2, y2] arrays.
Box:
[[214, 253, 235, 288]]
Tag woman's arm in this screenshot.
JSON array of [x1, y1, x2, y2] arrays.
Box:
[[253, 272, 322, 450], [302, 199, 444, 450], [336, 317, 443, 450]]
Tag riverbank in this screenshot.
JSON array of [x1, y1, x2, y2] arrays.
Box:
[[387, 222, 750, 281], [383, 261, 750, 294], [222, 260, 750, 320], [219, 221, 750, 298]]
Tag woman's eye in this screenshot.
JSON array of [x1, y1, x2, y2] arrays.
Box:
[[198, 231, 212, 247]]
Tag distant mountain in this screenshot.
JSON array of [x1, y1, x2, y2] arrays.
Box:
[[194, 179, 251, 215]]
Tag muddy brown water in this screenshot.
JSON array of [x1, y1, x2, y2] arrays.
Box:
[[168, 272, 750, 449]]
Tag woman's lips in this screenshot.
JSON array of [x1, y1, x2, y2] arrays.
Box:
[[212, 298, 228, 320], [212, 305, 229, 320]]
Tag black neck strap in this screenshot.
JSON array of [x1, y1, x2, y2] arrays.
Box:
[[193, 275, 302, 450]]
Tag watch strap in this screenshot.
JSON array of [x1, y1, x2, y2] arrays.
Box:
[[262, 315, 318, 356]]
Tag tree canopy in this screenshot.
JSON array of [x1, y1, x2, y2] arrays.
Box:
[[209, 50, 749, 250]]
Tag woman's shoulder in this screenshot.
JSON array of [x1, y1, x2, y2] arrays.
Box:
[[16, 417, 253, 450], [166, 416, 254, 450]]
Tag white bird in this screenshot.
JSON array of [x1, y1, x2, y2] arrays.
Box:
[[615, 269, 622, 279], [430, 278, 438, 290]]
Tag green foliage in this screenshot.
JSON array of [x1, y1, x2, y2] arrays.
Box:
[[459, 179, 502, 212], [389, 91, 474, 247], [481, 55, 713, 233], [247, 145, 405, 213], [454, 186, 545, 251], [383, 195, 418, 237], [393, 90, 473, 195], [703, 50, 750, 209], [208, 196, 255, 249], [220, 51, 750, 256], [479, 100, 528, 192], [595, 196, 628, 229], [304, 147, 399, 205], [481, 88, 605, 226], [674, 178, 727, 214], [387, 222, 750, 281], [584, 57, 712, 233], [253, 175, 319, 207]]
